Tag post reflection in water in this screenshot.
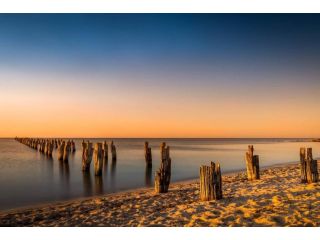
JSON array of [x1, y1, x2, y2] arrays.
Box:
[[70, 151, 76, 161], [94, 175, 103, 195], [46, 156, 54, 180], [110, 159, 116, 190], [82, 171, 92, 196], [145, 166, 152, 187], [103, 158, 108, 174], [59, 160, 70, 186]]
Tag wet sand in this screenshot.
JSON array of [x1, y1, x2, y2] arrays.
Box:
[[1, 163, 320, 226]]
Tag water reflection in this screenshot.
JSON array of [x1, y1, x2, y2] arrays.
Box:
[[45, 156, 54, 179], [2, 138, 319, 210], [82, 172, 92, 196], [110, 159, 117, 190], [104, 158, 108, 174], [59, 161, 70, 186], [145, 166, 152, 187], [94, 175, 103, 195], [69, 151, 76, 160]]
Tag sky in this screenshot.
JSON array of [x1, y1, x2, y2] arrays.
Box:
[[0, 14, 320, 138]]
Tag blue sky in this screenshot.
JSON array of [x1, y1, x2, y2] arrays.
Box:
[[1, 14, 319, 75]]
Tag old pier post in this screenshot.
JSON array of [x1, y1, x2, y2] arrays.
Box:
[[63, 141, 71, 162], [102, 141, 108, 161], [300, 147, 318, 183], [40, 140, 45, 153], [300, 147, 307, 183], [47, 140, 53, 157], [199, 162, 222, 201], [245, 145, 260, 180], [155, 142, 171, 193], [57, 141, 65, 161], [144, 141, 152, 167], [93, 143, 103, 176], [82, 141, 93, 171], [44, 140, 49, 155], [71, 140, 76, 153], [111, 141, 117, 161]]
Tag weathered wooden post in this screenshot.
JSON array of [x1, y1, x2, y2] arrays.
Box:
[[57, 141, 65, 161], [63, 141, 71, 162], [31, 139, 36, 149], [39, 140, 44, 153], [111, 141, 117, 161], [102, 141, 108, 161], [144, 141, 152, 167], [71, 140, 76, 153], [160, 142, 166, 160], [44, 140, 49, 155], [82, 141, 93, 171], [300, 147, 307, 183], [199, 162, 223, 201], [300, 147, 318, 183], [245, 145, 260, 180], [47, 141, 53, 157], [35, 139, 38, 150], [93, 143, 103, 176], [155, 143, 171, 193]]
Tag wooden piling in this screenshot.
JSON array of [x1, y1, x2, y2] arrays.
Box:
[[71, 140, 76, 153], [160, 142, 166, 161], [155, 143, 171, 193], [300, 147, 307, 182], [63, 141, 71, 162], [245, 145, 260, 180], [82, 141, 93, 171], [44, 140, 49, 155], [111, 141, 117, 161], [57, 141, 65, 161], [47, 141, 53, 157], [102, 141, 108, 161], [144, 141, 152, 167], [93, 143, 103, 176], [300, 147, 318, 183], [199, 162, 222, 201], [40, 140, 45, 153]]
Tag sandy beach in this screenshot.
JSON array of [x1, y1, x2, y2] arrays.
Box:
[[1, 163, 319, 227]]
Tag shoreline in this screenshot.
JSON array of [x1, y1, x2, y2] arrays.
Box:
[[2, 161, 319, 226], [0, 161, 299, 214]]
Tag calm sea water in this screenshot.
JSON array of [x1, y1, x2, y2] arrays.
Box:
[[0, 138, 319, 210]]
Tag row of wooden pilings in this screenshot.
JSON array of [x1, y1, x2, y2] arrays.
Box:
[[14, 137, 319, 201], [14, 137, 76, 159], [145, 143, 319, 201], [198, 145, 259, 201], [81, 140, 117, 176], [14, 137, 117, 177]]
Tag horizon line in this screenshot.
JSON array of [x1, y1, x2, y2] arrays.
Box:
[[6, 137, 317, 139]]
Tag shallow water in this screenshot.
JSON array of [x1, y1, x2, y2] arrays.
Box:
[[0, 138, 319, 210]]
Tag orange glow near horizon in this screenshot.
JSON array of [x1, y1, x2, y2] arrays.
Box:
[[0, 70, 319, 138]]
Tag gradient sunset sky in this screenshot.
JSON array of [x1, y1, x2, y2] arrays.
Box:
[[0, 14, 319, 138]]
